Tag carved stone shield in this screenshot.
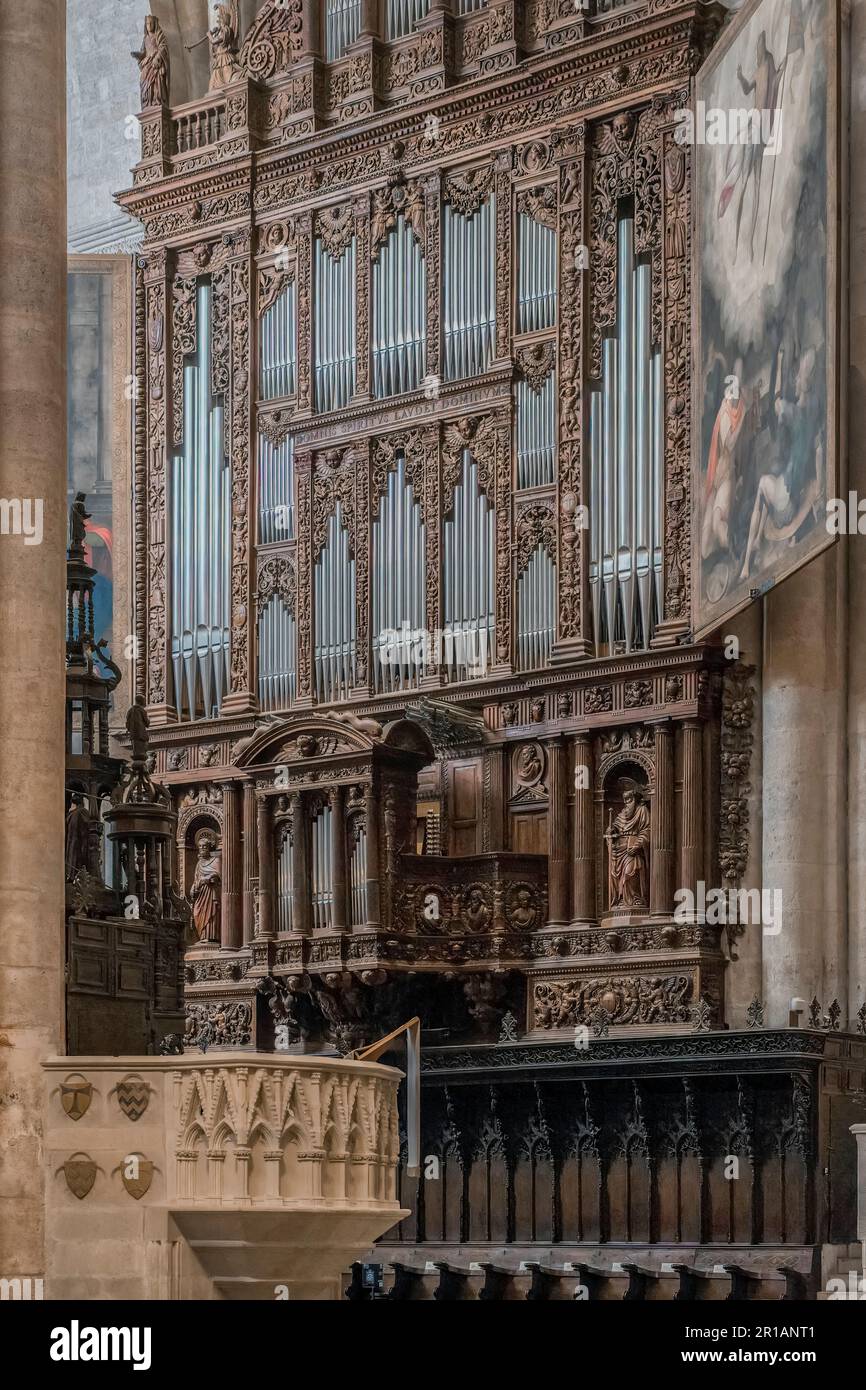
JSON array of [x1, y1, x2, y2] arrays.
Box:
[[117, 1076, 149, 1122], [60, 1075, 93, 1121], [121, 1158, 154, 1201], [63, 1153, 96, 1200]]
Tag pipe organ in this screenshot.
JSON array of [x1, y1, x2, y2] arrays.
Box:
[[443, 452, 495, 681], [314, 233, 357, 413], [259, 282, 296, 401], [589, 214, 664, 653], [517, 210, 557, 334], [384, 0, 429, 42], [372, 454, 426, 694], [170, 280, 230, 721], [314, 504, 356, 702], [324, 0, 362, 62], [516, 372, 556, 489], [517, 544, 556, 672], [310, 800, 334, 930], [125, 5, 784, 1266], [258, 594, 297, 710], [443, 196, 495, 381], [372, 216, 426, 399], [258, 433, 294, 543], [276, 822, 294, 932]]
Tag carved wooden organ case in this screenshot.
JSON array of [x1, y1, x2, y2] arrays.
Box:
[[119, 0, 745, 1053]]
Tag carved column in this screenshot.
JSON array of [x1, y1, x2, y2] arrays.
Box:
[[493, 149, 513, 365], [330, 786, 348, 931], [553, 125, 591, 661], [295, 212, 313, 415], [352, 437, 371, 697], [295, 449, 314, 706], [482, 745, 508, 852], [650, 721, 674, 917], [0, 0, 66, 1279], [571, 729, 595, 925], [545, 736, 569, 927], [420, 424, 443, 686], [143, 247, 175, 721], [292, 790, 312, 935], [256, 793, 275, 939], [493, 411, 513, 674], [680, 720, 704, 904], [242, 780, 258, 945], [364, 776, 381, 928], [423, 173, 442, 384], [220, 782, 242, 949], [222, 236, 257, 715], [353, 195, 370, 401]]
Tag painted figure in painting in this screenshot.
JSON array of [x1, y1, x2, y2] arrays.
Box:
[[694, 0, 832, 636], [605, 779, 650, 911], [190, 829, 222, 943]]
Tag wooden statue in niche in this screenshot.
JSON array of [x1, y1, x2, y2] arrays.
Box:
[[190, 827, 222, 942], [605, 775, 650, 912]]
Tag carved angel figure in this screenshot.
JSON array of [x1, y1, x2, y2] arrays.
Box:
[[187, 1, 241, 92], [132, 15, 170, 108]]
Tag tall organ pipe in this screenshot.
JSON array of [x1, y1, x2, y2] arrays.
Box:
[[315, 503, 356, 703], [372, 456, 426, 692], [258, 433, 295, 543], [324, 0, 362, 62], [259, 283, 296, 401], [373, 218, 426, 399], [517, 544, 556, 671], [516, 371, 555, 489], [588, 215, 663, 651], [258, 595, 296, 711], [443, 198, 495, 381], [517, 212, 557, 334], [311, 804, 334, 930], [349, 822, 368, 927], [443, 452, 494, 681], [385, 0, 429, 41], [276, 826, 294, 932], [314, 236, 357, 413], [170, 280, 230, 720]]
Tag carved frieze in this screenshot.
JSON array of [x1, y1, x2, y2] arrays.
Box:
[[533, 973, 693, 1030], [719, 662, 756, 887]]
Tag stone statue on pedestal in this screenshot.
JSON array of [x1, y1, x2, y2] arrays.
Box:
[[605, 778, 650, 911], [190, 829, 222, 943]]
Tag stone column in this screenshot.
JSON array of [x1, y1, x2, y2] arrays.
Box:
[[680, 720, 704, 904], [650, 721, 674, 917], [762, 550, 846, 1027], [0, 0, 67, 1279], [545, 737, 569, 926], [571, 730, 595, 924], [242, 780, 257, 945], [292, 791, 312, 935], [256, 793, 275, 939], [220, 782, 242, 949], [330, 786, 347, 930]]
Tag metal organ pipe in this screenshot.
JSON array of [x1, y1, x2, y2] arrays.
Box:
[[258, 595, 296, 712], [443, 451, 494, 681], [385, 0, 429, 40], [349, 821, 368, 927], [276, 826, 293, 932], [372, 456, 426, 693], [517, 212, 557, 334], [516, 371, 555, 489], [259, 283, 296, 401], [373, 217, 426, 399], [170, 281, 230, 720], [443, 197, 495, 381], [324, 0, 362, 61], [455, 0, 486, 12], [588, 215, 663, 652], [517, 544, 556, 672], [314, 235, 356, 414], [311, 803, 334, 930], [258, 433, 294, 543], [314, 503, 356, 703]]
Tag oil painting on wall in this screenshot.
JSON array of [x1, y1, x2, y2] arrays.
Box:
[[692, 0, 841, 638]]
